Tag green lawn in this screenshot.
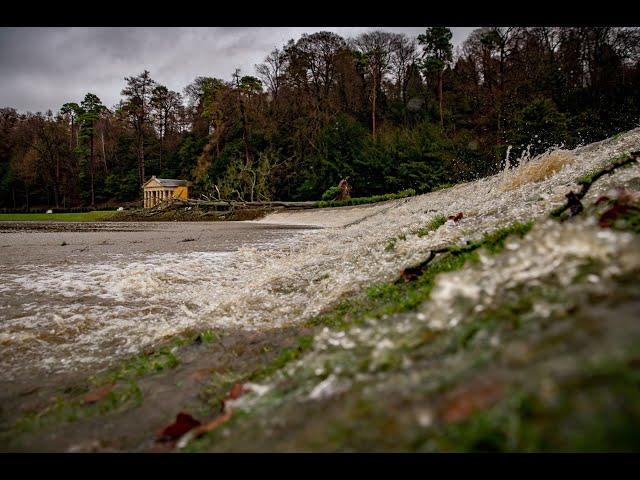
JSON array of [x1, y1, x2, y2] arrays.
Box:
[[0, 211, 117, 222]]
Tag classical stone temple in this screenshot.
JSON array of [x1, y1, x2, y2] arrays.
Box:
[[142, 176, 191, 208]]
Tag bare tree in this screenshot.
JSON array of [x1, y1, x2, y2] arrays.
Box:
[[390, 34, 418, 107], [353, 31, 398, 138], [256, 48, 287, 101]]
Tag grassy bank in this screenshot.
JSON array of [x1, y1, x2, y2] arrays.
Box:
[[0, 211, 116, 222]]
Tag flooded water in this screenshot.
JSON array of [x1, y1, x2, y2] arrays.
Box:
[[0, 221, 319, 384], [1, 127, 639, 391]]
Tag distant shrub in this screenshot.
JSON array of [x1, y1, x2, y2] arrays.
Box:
[[321, 186, 342, 201], [316, 189, 416, 208]]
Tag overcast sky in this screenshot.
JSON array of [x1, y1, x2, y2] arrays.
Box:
[[0, 27, 477, 113]]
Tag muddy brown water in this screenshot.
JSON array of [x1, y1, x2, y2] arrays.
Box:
[[0, 221, 318, 266], [0, 221, 319, 420]]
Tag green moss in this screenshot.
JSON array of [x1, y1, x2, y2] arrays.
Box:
[[577, 154, 630, 186], [91, 345, 182, 386], [1, 329, 216, 443], [431, 353, 640, 452], [197, 330, 218, 344], [550, 205, 570, 220], [251, 335, 314, 382], [416, 214, 447, 237], [308, 221, 533, 331], [0, 379, 144, 446]]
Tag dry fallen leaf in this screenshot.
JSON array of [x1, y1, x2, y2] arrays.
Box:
[[83, 383, 116, 404], [448, 212, 464, 222], [156, 412, 202, 441], [226, 383, 246, 400]]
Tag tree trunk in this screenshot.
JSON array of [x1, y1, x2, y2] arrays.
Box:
[[438, 70, 444, 129], [371, 69, 377, 139], [159, 126, 164, 172], [239, 94, 251, 169], [101, 128, 108, 172], [55, 152, 60, 208], [90, 134, 95, 206], [139, 129, 145, 185]]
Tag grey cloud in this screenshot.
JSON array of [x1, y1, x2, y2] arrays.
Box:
[[0, 27, 477, 113]]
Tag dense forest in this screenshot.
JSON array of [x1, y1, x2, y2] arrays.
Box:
[[1, 26, 639, 210]]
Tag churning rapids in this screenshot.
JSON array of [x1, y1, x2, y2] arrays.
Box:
[[1, 128, 640, 386]]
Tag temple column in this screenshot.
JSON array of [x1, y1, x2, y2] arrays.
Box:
[[144, 191, 147, 208]]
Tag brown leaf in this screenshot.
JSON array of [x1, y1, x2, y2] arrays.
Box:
[[83, 383, 116, 404], [438, 381, 504, 424], [599, 204, 635, 228], [226, 383, 246, 400], [448, 212, 464, 222], [156, 412, 202, 441]]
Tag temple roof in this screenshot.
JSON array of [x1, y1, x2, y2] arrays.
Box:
[[142, 176, 190, 188]]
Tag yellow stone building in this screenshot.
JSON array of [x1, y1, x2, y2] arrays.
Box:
[[142, 176, 190, 208]]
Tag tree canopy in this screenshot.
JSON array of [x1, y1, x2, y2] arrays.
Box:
[[1, 27, 639, 209]]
